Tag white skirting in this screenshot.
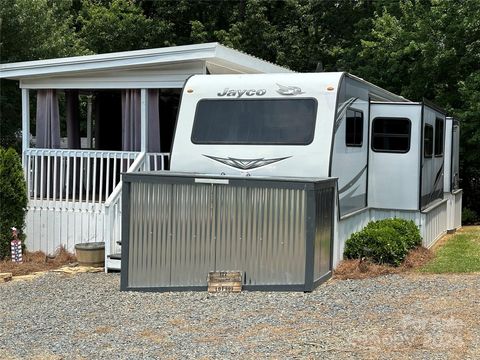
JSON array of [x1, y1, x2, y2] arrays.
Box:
[[334, 192, 461, 267], [25, 199, 105, 255]]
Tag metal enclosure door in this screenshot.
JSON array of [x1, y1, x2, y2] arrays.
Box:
[[127, 182, 217, 287], [213, 185, 307, 286], [368, 103, 421, 210]]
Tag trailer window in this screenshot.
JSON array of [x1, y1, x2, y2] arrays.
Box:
[[191, 99, 317, 145], [346, 109, 363, 147], [372, 117, 411, 153], [435, 117, 444, 156], [424, 124, 433, 158]]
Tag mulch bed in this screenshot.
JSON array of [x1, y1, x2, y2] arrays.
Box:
[[3, 246, 435, 279], [0, 247, 77, 276], [334, 246, 434, 280]]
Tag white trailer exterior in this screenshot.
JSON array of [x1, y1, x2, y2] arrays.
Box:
[[170, 73, 462, 266]]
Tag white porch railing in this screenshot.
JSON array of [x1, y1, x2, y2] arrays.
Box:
[[23, 148, 170, 264], [104, 152, 170, 270], [24, 148, 139, 203], [24, 148, 138, 255], [104, 152, 145, 270], [145, 152, 170, 171]]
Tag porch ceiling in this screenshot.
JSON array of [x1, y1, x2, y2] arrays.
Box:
[[0, 43, 292, 88]]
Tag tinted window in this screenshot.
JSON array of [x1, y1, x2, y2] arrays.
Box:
[[191, 99, 317, 145], [346, 109, 363, 147], [424, 124, 433, 158], [372, 118, 411, 153], [435, 117, 444, 156]]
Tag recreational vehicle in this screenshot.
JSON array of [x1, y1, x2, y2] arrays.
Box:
[[0, 44, 461, 291], [119, 72, 462, 291]]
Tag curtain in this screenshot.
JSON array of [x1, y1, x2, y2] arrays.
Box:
[[121, 89, 161, 152], [148, 89, 161, 153], [36, 89, 60, 148], [121, 89, 141, 151], [35, 89, 60, 198], [66, 90, 81, 149]]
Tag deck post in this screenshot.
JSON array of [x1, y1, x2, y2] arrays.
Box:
[[21, 88, 30, 169], [86, 95, 93, 148], [140, 89, 148, 153]]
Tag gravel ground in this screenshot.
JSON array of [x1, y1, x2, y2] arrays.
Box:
[[0, 272, 479, 359]]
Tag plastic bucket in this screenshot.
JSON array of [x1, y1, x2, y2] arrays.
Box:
[[75, 242, 105, 267]]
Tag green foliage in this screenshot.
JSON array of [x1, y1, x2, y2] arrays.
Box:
[[0, 80, 22, 150], [347, 0, 480, 216], [344, 218, 422, 266], [462, 208, 479, 225], [0, 0, 85, 62], [0, 0, 479, 215], [458, 72, 480, 214], [0, 0, 87, 149], [0, 148, 28, 259], [77, 0, 160, 54], [420, 227, 480, 273]]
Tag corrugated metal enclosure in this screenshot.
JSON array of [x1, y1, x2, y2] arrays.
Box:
[[121, 172, 336, 292]]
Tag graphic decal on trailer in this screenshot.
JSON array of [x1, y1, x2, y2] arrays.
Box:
[[334, 97, 358, 134], [276, 84, 305, 96], [338, 165, 368, 195], [203, 154, 291, 170]]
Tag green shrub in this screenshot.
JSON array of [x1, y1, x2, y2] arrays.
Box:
[[344, 218, 422, 266], [462, 208, 478, 225], [0, 148, 28, 259]]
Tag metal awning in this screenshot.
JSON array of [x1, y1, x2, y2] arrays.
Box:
[[0, 43, 292, 89]]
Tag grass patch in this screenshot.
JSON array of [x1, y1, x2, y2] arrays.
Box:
[[420, 226, 480, 273]]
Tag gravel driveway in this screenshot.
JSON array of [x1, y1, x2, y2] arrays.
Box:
[[0, 272, 479, 359]]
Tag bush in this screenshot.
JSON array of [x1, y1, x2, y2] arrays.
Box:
[[462, 208, 479, 225], [0, 148, 28, 259], [344, 218, 422, 266]]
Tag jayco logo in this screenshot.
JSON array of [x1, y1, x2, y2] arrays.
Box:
[[217, 88, 266, 98]]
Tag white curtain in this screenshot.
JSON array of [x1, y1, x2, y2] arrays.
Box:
[[36, 89, 60, 148]]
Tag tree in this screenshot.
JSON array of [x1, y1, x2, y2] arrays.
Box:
[[458, 72, 480, 215], [0, 0, 83, 62], [348, 0, 480, 217], [77, 0, 170, 54], [0, 0, 85, 149]]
